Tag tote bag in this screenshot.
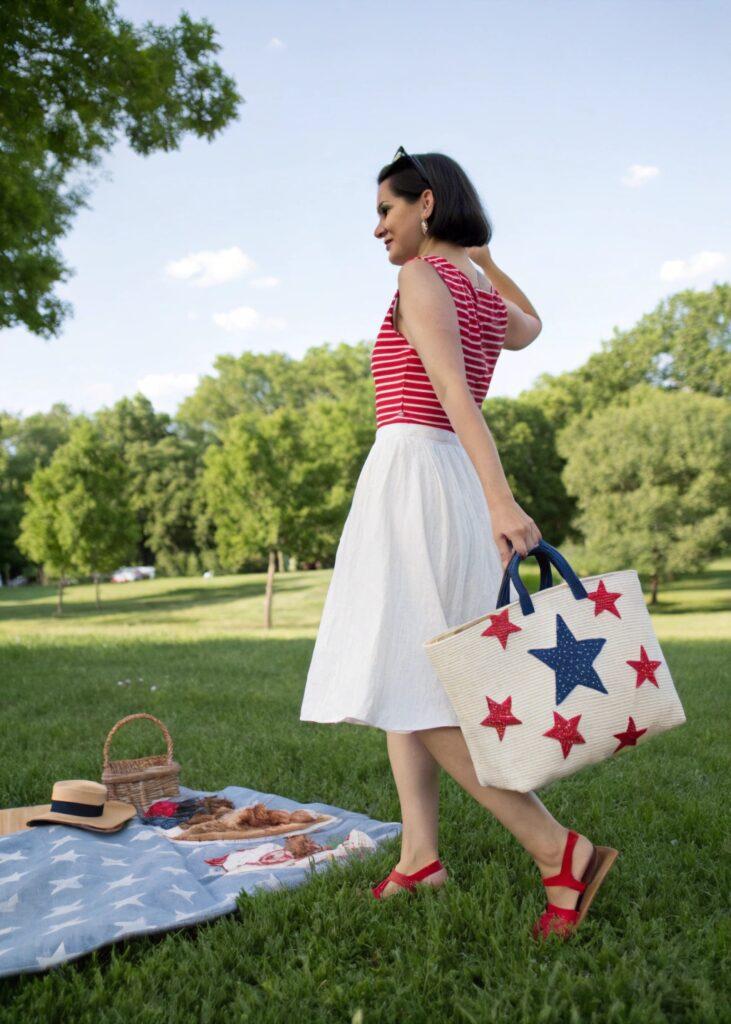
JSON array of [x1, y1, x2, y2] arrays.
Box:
[[423, 539, 686, 792]]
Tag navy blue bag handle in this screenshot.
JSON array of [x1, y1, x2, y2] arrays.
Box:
[[496, 539, 588, 616], [496, 550, 554, 609]]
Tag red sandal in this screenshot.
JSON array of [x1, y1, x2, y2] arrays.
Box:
[[533, 829, 619, 940], [371, 859, 446, 899]]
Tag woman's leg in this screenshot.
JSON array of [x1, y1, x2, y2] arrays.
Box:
[[379, 731, 448, 896], [416, 725, 595, 911]]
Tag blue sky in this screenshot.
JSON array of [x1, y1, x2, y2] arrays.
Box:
[[3, 0, 729, 418]]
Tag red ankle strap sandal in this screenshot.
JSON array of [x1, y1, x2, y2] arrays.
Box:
[[371, 858, 445, 899], [533, 830, 619, 940]]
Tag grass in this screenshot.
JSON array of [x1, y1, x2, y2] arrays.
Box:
[[0, 558, 729, 1023]]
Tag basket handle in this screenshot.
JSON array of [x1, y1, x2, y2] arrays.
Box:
[[496, 539, 588, 617], [102, 713, 175, 769], [495, 549, 554, 610]]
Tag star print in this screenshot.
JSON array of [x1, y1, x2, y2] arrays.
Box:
[[627, 645, 661, 688], [103, 872, 145, 893], [114, 916, 148, 935], [0, 850, 26, 864], [51, 849, 83, 864], [101, 857, 129, 867], [613, 716, 648, 752], [49, 874, 84, 895], [0, 947, 15, 959], [586, 579, 623, 618], [481, 609, 523, 650], [543, 711, 586, 758], [480, 695, 523, 740], [36, 941, 68, 967], [111, 893, 146, 910], [0, 893, 19, 912], [0, 926, 19, 937], [43, 900, 85, 920], [170, 883, 195, 903], [49, 836, 75, 851], [161, 866, 188, 875], [0, 870, 31, 887], [528, 613, 608, 705], [46, 916, 89, 935]]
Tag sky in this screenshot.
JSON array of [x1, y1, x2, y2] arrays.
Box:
[[3, 0, 729, 418]]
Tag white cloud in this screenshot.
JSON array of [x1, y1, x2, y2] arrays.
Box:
[[136, 372, 200, 402], [212, 307, 287, 333], [164, 246, 256, 287], [249, 276, 280, 289], [267, 37, 286, 49], [621, 164, 660, 188], [659, 250, 727, 282]]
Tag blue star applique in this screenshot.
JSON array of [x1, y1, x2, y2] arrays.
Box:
[[528, 613, 608, 705]]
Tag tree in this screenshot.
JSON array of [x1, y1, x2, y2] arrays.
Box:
[[482, 397, 575, 545], [201, 407, 345, 627], [0, 403, 79, 581], [557, 385, 731, 604], [522, 284, 731, 433], [18, 420, 138, 612], [1, 2, 242, 337]]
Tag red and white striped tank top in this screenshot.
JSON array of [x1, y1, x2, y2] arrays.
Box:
[[370, 254, 508, 432]]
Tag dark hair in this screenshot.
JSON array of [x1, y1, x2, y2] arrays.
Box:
[[377, 151, 493, 247]]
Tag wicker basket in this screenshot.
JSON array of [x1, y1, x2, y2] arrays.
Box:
[[101, 713, 181, 813]]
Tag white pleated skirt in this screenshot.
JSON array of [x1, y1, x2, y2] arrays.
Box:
[[299, 421, 515, 733]]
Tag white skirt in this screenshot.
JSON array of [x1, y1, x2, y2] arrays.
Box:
[[299, 422, 515, 733]]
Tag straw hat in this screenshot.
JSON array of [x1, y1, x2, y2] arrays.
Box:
[[24, 780, 136, 832]]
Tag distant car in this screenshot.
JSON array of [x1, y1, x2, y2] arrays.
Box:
[[136, 566, 156, 579], [8, 575, 28, 587], [110, 567, 144, 583]]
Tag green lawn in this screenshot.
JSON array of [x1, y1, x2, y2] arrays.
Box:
[[0, 560, 729, 1023]]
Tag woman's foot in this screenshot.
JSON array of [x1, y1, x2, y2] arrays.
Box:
[[375, 858, 448, 898], [533, 828, 595, 912]]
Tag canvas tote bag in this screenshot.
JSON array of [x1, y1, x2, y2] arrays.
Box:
[[423, 539, 686, 792]]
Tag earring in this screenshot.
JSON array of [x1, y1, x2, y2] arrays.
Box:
[[421, 219, 428, 235]]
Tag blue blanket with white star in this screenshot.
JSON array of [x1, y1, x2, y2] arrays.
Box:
[[0, 785, 401, 978]]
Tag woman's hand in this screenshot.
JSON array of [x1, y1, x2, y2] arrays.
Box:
[[467, 244, 493, 267], [489, 494, 542, 569]]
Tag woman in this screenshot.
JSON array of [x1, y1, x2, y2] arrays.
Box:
[[300, 148, 616, 940]]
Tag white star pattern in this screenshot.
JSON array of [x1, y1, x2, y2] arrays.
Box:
[[113, 916, 151, 936], [50, 836, 75, 851], [0, 926, 19, 937], [101, 857, 129, 867], [49, 875, 85, 895], [0, 871, 31, 887], [129, 831, 155, 843], [169, 884, 195, 903], [103, 873, 145, 893], [0, 851, 27, 864], [111, 893, 146, 910], [0, 893, 19, 912], [45, 916, 89, 936], [0, 946, 16, 958], [161, 867, 187, 875], [43, 900, 85, 919], [51, 849, 84, 864], [36, 941, 69, 967]]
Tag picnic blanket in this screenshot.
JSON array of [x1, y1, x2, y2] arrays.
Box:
[[0, 784, 401, 979]]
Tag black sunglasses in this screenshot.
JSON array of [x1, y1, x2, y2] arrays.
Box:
[[392, 145, 431, 188]]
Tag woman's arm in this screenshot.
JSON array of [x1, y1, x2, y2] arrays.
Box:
[[468, 245, 542, 322], [396, 259, 542, 566]]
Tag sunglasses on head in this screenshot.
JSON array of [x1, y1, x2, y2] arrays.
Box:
[[392, 145, 431, 188]]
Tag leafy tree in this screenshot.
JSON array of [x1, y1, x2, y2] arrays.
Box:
[[1, 2, 242, 337], [482, 397, 575, 545], [0, 403, 79, 581], [18, 420, 138, 612], [201, 406, 359, 626], [558, 384, 731, 604], [522, 284, 731, 432]]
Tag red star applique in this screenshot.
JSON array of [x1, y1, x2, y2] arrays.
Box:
[[480, 695, 522, 740], [543, 711, 586, 759], [586, 579, 623, 618], [612, 715, 648, 753], [627, 645, 662, 688], [481, 608, 522, 650]]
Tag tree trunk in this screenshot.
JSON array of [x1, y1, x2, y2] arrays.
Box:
[[55, 578, 64, 616], [264, 548, 276, 628], [650, 573, 659, 605], [95, 571, 101, 609], [277, 549, 285, 573]]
